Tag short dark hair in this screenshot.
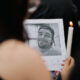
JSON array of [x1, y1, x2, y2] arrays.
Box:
[[38, 24, 54, 41], [0, 0, 29, 43]]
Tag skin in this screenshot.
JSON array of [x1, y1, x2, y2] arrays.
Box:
[[0, 39, 52, 80], [29, 0, 40, 7], [61, 57, 75, 80], [35, 0, 40, 7], [29, 0, 33, 4]]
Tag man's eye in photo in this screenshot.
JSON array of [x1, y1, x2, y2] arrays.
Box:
[[45, 34, 50, 38]]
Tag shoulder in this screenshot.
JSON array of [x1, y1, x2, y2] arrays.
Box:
[[0, 39, 43, 66], [0, 39, 48, 79]]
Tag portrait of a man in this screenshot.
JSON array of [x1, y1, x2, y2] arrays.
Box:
[[37, 24, 61, 56], [24, 19, 66, 71]]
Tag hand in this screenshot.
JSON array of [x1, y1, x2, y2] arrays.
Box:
[[61, 57, 75, 80]]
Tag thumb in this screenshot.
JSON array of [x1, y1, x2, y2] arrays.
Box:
[[69, 57, 75, 68]]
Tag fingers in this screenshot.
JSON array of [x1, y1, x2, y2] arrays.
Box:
[[60, 57, 75, 80], [69, 57, 75, 68], [61, 57, 75, 68], [61, 64, 64, 66], [64, 59, 70, 66], [61, 57, 75, 72]]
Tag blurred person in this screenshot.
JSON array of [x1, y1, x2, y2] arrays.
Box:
[[28, 0, 37, 14], [29, 0, 33, 3], [0, 0, 52, 80], [28, 0, 40, 14], [0, 0, 75, 80], [35, 0, 41, 7]]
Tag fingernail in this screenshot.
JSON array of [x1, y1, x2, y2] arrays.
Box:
[[61, 64, 64, 66]]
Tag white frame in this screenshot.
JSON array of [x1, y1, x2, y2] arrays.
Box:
[[24, 19, 66, 71]]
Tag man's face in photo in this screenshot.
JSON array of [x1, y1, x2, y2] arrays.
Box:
[[38, 28, 53, 49]]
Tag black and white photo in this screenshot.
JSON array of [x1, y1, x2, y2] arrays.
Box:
[[25, 24, 61, 56], [24, 19, 66, 71]]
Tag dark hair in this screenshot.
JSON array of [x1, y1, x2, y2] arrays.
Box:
[[0, 0, 29, 43], [38, 24, 54, 43], [38, 24, 54, 38]]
